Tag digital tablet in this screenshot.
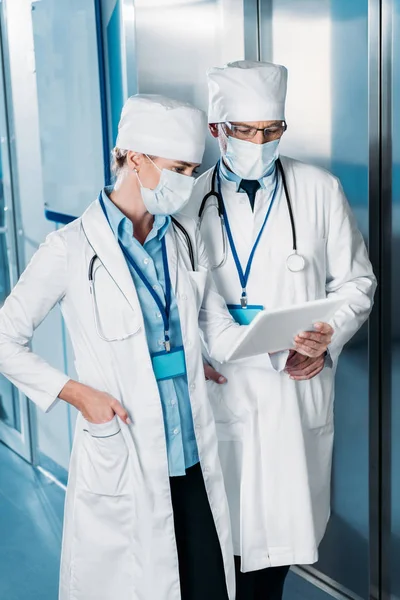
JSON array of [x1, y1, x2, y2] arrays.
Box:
[[225, 296, 346, 361]]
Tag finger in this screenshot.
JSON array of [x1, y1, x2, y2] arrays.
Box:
[[295, 338, 322, 352], [287, 358, 324, 377], [287, 359, 321, 375], [111, 399, 132, 425], [290, 364, 324, 380], [296, 331, 331, 344], [286, 353, 309, 369], [293, 343, 320, 358], [314, 322, 334, 335], [203, 363, 227, 384], [289, 363, 324, 381], [286, 356, 312, 372]]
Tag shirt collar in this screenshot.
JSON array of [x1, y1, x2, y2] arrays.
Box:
[[101, 187, 170, 242], [219, 158, 276, 192]]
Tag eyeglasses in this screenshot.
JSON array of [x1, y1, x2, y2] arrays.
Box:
[[222, 121, 287, 141]]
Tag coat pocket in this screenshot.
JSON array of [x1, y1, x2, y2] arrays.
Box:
[[79, 416, 130, 496], [70, 417, 139, 599], [187, 269, 208, 313], [91, 262, 141, 341], [297, 369, 335, 430]]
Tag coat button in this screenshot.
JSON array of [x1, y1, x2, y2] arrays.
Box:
[[189, 383, 196, 391], [181, 294, 187, 301]]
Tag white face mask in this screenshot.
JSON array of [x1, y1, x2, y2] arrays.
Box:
[[223, 134, 280, 180], [136, 156, 195, 215]]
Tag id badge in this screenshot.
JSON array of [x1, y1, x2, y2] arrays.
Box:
[[227, 304, 264, 325], [151, 346, 187, 381]]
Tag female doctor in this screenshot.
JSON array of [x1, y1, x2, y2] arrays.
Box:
[[0, 95, 243, 600]]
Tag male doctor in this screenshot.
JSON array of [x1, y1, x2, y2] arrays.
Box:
[[185, 61, 376, 599]]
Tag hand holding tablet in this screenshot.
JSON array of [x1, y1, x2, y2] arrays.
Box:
[[225, 297, 345, 362]]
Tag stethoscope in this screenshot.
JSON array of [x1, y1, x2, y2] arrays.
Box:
[[198, 158, 305, 274], [88, 216, 196, 282], [87, 211, 196, 343]]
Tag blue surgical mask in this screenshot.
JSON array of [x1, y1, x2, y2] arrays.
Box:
[[136, 156, 194, 215], [223, 134, 280, 180]]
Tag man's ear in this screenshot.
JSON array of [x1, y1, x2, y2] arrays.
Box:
[[209, 123, 219, 138]]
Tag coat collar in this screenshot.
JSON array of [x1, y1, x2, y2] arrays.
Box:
[[81, 199, 179, 310]]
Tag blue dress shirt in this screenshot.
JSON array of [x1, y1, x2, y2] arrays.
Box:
[[219, 157, 277, 194], [101, 189, 199, 476]]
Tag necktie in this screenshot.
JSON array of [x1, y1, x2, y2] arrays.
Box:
[[239, 179, 261, 212]]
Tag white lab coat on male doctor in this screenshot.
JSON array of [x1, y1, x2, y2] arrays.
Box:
[[185, 155, 376, 572], [0, 199, 245, 600]]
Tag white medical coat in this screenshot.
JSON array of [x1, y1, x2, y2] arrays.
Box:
[[0, 200, 244, 600], [184, 155, 376, 572]]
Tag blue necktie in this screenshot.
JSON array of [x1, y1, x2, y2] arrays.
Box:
[[239, 179, 261, 212]]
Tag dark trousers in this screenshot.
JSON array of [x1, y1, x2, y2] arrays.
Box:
[[170, 462, 229, 600], [235, 556, 290, 600]]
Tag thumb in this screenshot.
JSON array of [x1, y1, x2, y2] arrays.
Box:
[[314, 322, 333, 334], [111, 399, 132, 425], [204, 363, 227, 384]]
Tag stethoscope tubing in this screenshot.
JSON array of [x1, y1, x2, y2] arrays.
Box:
[[198, 157, 298, 255]]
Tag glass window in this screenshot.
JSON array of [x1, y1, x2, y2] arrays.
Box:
[[3, 0, 105, 477]]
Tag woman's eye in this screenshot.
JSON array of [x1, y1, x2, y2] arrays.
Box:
[[173, 167, 185, 174]]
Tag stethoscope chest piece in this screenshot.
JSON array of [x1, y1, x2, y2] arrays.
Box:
[[286, 252, 305, 272]]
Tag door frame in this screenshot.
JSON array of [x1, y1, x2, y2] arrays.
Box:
[[0, 2, 32, 462]]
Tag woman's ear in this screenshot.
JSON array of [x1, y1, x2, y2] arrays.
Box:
[[126, 151, 145, 172]]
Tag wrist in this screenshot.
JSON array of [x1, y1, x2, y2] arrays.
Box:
[[59, 379, 89, 411]]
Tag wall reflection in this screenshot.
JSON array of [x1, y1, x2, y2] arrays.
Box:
[[265, 0, 370, 597]]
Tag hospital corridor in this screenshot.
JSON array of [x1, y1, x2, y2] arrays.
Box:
[[0, 1, 398, 599]]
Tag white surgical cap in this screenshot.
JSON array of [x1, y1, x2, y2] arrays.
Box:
[[207, 60, 288, 123], [116, 94, 207, 164]]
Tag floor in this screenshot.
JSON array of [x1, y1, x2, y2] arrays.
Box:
[[0, 441, 331, 600], [0, 442, 63, 600]]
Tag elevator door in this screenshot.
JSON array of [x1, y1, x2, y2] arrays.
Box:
[[259, 1, 370, 598], [391, 1, 400, 597]]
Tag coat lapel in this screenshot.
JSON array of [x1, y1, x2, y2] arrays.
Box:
[[81, 199, 141, 312], [165, 225, 179, 293]]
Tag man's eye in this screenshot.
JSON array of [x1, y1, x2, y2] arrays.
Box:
[[235, 127, 252, 134], [193, 168, 199, 175]]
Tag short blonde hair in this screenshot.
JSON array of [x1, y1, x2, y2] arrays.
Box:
[[111, 148, 157, 176], [111, 147, 129, 176]]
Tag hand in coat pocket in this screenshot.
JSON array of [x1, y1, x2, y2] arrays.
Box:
[[59, 380, 132, 424]]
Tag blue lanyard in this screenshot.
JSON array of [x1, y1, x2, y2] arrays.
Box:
[[98, 194, 172, 351], [216, 161, 280, 307]]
